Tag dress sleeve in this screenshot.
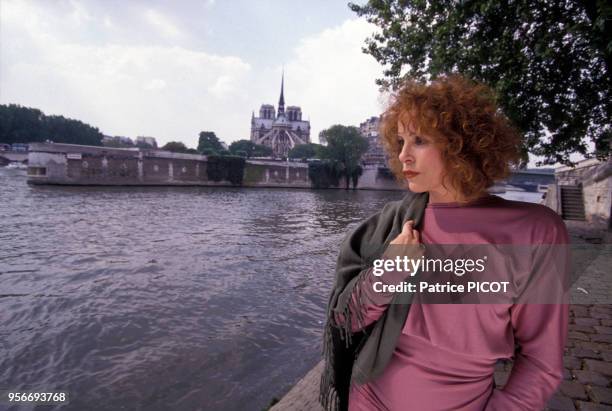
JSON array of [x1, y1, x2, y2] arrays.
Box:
[[484, 303, 569, 410], [484, 216, 570, 410]]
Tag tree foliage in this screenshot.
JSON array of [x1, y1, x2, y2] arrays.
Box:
[[206, 155, 245, 185], [197, 131, 225, 154], [288, 143, 323, 160], [160, 141, 199, 154], [228, 139, 273, 157], [308, 160, 343, 189], [319, 125, 369, 189], [349, 0, 611, 165], [0, 104, 104, 146]]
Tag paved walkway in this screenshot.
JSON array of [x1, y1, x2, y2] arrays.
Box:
[[269, 362, 324, 411], [270, 222, 612, 411]]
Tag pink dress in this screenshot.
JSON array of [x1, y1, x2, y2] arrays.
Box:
[[346, 195, 569, 411]]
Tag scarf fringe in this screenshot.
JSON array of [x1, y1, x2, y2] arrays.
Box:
[[320, 268, 372, 410]]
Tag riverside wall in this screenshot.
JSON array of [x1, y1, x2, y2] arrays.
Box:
[[25, 143, 403, 190]]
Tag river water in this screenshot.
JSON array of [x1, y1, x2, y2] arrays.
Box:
[[0, 167, 543, 411]]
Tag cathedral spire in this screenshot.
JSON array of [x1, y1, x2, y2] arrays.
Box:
[[278, 70, 285, 116]]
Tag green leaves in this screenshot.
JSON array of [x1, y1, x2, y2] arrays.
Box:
[[0, 104, 104, 146], [318, 125, 369, 189], [307, 160, 343, 189], [228, 140, 273, 158], [161, 141, 190, 153], [197, 131, 224, 154], [206, 155, 245, 185], [287, 143, 322, 160], [351, 0, 611, 165]]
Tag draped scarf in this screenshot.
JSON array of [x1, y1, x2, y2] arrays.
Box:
[[319, 191, 430, 411]]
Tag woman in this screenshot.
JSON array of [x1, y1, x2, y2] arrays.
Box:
[[320, 74, 569, 411]]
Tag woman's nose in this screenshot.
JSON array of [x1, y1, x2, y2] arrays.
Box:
[[399, 144, 414, 164]]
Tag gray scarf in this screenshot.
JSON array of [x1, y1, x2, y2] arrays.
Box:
[[319, 191, 430, 411]]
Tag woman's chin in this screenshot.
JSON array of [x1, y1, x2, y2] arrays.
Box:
[[407, 181, 427, 193]]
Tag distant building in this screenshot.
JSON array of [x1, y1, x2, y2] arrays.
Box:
[[250, 74, 310, 157], [505, 168, 555, 192], [11, 143, 29, 152], [117, 136, 134, 145], [136, 136, 158, 148], [318, 131, 327, 146], [102, 135, 134, 146], [359, 116, 386, 166]]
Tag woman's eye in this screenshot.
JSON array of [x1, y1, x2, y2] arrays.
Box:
[[396, 138, 404, 147], [414, 136, 426, 145]]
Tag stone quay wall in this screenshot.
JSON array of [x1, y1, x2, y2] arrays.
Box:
[[557, 160, 612, 229], [27, 143, 219, 186], [544, 159, 612, 230], [25, 143, 403, 190]]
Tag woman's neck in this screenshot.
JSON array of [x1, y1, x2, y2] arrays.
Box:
[[427, 188, 465, 204], [427, 188, 487, 205]]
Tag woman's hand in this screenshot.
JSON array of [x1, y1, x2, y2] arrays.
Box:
[[390, 220, 421, 245]]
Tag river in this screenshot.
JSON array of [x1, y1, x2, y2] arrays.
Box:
[[0, 167, 543, 411]]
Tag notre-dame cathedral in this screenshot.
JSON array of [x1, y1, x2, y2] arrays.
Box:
[[250, 74, 310, 157]]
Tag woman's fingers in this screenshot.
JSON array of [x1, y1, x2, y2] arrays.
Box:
[[403, 220, 414, 236], [390, 220, 420, 245]]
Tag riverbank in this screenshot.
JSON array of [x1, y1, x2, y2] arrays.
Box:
[[269, 221, 612, 411]]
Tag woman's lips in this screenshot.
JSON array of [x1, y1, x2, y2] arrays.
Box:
[[403, 170, 420, 179]]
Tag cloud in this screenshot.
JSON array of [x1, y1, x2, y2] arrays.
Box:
[[103, 15, 114, 29], [282, 19, 384, 143], [144, 9, 182, 39], [209, 75, 237, 99], [144, 79, 167, 91], [68, 0, 92, 26], [1, 0, 251, 147]]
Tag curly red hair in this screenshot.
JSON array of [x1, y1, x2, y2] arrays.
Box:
[[380, 74, 523, 202]]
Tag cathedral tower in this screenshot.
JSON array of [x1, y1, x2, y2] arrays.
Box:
[[250, 73, 311, 158]]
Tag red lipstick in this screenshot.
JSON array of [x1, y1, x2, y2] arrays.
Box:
[[403, 170, 419, 179]]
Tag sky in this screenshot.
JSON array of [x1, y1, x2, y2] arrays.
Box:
[[0, 0, 386, 148]]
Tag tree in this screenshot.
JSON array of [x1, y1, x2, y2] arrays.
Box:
[[161, 141, 190, 153], [308, 160, 343, 189], [349, 0, 611, 165], [319, 125, 369, 189], [206, 155, 246, 185], [228, 140, 273, 157], [288, 143, 322, 161], [197, 131, 225, 154], [350, 165, 364, 189], [0, 104, 104, 146]]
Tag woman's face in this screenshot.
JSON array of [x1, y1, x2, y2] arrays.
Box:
[[397, 119, 452, 200]]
